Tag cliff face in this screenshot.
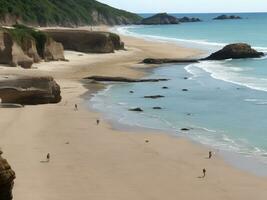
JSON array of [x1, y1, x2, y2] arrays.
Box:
[[44, 29, 125, 53], [0, 0, 142, 27]]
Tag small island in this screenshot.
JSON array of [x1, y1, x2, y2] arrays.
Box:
[[213, 14, 242, 20], [139, 13, 180, 25], [178, 17, 201, 23]]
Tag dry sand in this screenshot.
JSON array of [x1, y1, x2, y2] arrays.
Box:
[[0, 28, 267, 200]]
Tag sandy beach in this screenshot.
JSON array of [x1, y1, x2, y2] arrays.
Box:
[[0, 28, 267, 200]]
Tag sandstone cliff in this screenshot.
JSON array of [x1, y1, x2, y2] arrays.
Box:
[[0, 75, 62, 105], [0, 150, 16, 200], [44, 29, 125, 53]]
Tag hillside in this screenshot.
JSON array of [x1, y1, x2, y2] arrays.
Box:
[[0, 0, 142, 26]]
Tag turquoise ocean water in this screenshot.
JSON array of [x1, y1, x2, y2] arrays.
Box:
[[90, 13, 267, 175]]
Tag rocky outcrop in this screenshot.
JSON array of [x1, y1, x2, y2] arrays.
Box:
[[213, 15, 242, 20], [143, 58, 199, 64], [43, 38, 65, 61], [140, 13, 180, 25], [44, 30, 125, 53], [144, 95, 165, 99], [21, 37, 41, 63], [0, 75, 61, 105], [0, 150, 16, 200], [204, 43, 264, 60], [0, 30, 34, 68], [129, 107, 143, 112], [0, 28, 65, 68], [178, 17, 201, 23], [85, 76, 169, 83]]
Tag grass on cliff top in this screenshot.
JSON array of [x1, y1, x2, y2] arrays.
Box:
[[0, 0, 142, 26], [5, 24, 48, 56]]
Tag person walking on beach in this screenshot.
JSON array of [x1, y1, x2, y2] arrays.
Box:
[[75, 104, 78, 111], [46, 153, 50, 162], [202, 168, 206, 178], [96, 119, 100, 125], [209, 151, 212, 159]]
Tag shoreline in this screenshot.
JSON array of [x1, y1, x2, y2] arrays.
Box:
[[1, 27, 267, 199]]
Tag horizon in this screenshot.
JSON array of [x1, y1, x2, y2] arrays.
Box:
[[98, 0, 267, 13]]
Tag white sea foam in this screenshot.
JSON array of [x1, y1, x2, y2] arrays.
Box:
[[186, 61, 267, 92]]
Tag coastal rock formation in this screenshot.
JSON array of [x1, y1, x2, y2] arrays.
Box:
[[143, 58, 199, 64], [0, 75, 61, 105], [21, 37, 41, 63], [140, 13, 180, 25], [153, 107, 162, 110], [144, 95, 165, 99], [0, 150, 16, 200], [43, 38, 65, 61], [85, 76, 169, 82], [204, 43, 264, 60], [44, 30, 125, 53], [129, 107, 143, 112], [0, 30, 34, 68], [178, 17, 201, 23], [213, 15, 242, 20]]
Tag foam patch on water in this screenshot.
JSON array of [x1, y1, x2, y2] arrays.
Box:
[[186, 61, 267, 92]]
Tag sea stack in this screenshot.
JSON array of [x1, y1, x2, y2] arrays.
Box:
[[204, 43, 264, 60]]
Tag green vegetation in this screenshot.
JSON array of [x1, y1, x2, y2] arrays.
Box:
[[0, 0, 142, 26], [4, 25, 48, 55]]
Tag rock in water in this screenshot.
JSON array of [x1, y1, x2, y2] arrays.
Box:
[[204, 43, 264, 60], [43, 38, 65, 61], [140, 13, 180, 25], [0, 151, 16, 200], [178, 17, 201, 23], [213, 15, 242, 20], [129, 107, 143, 112], [0, 75, 61, 105]]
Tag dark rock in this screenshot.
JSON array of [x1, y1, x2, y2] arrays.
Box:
[[213, 15, 242, 20], [162, 86, 168, 89], [140, 13, 180, 25], [0, 75, 61, 105], [129, 91, 134, 93], [184, 77, 189, 80], [44, 29, 124, 53], [144, 95, 165, 99], [204, 43, 264, 60], [129, 107, 143, 112], [143, 58, 199, 64], [0, 150, 16, 200], [145, 140, 149, 143], [178, 17, 201, 23], [153, 107, 162, 110], [181, 128, 190, 131], [85, 76, 169, 83], [182, 89, 189, 91]]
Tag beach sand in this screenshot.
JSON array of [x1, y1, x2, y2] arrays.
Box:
[[0, 28, 267, 200]]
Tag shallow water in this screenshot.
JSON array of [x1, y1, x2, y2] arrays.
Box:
[[90, 13, 267, 175]]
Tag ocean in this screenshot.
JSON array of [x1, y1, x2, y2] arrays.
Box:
[[90, 13, 267, 175]]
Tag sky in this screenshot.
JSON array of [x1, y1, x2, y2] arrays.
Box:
[[98, 0, 267, 13]]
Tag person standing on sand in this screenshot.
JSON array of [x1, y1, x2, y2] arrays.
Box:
[[96, 119, 100, 125], [46, 153, 50, 162], [209, 151, 212, 159], [202, 168, 206, 178], [75, 104, 78, 111]]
